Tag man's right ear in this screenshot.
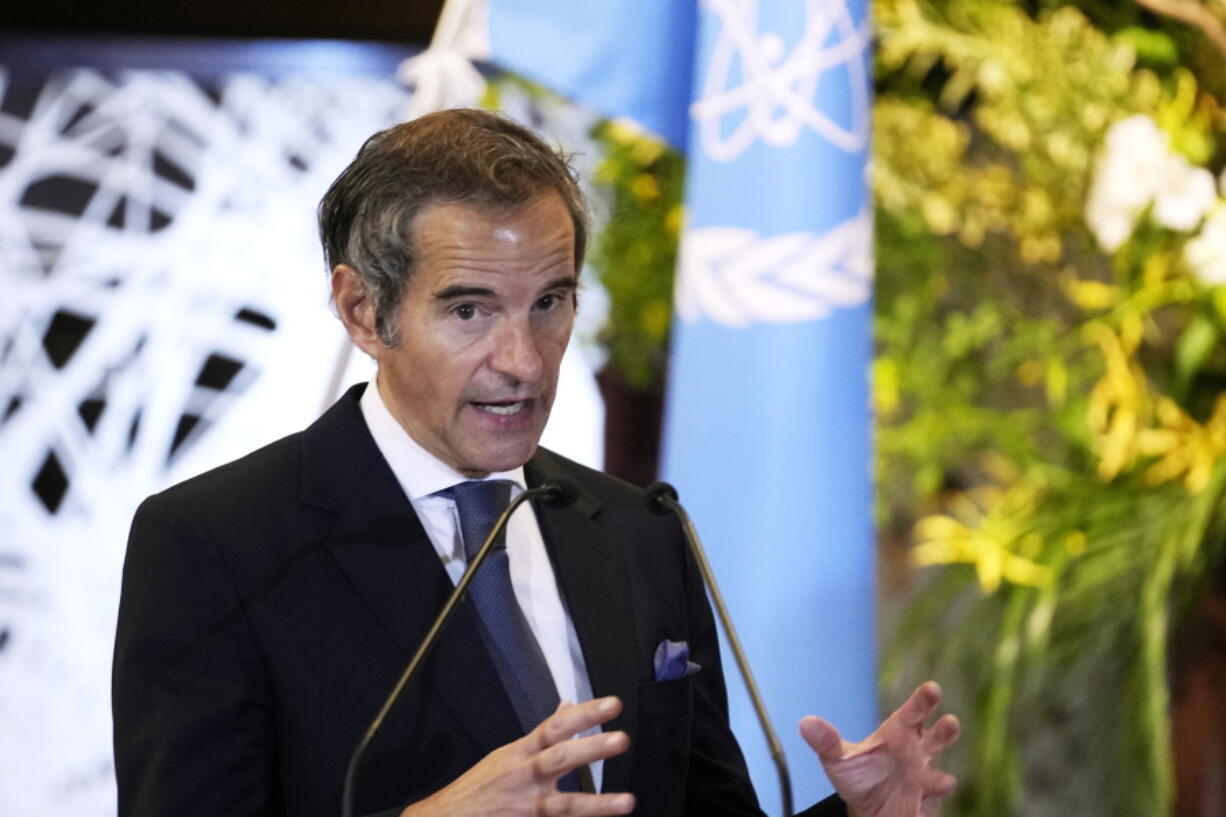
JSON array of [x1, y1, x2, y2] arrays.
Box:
[[331, 264, 384, 359]]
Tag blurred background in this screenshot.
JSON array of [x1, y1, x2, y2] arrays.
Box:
[[2, 1, 1224, 816]]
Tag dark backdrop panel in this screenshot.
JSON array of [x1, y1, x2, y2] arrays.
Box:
[[3, 0, 443, 44]]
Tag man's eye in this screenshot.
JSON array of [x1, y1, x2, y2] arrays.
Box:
[[536, 293, 561, 310], [453, 304, 477, 320]]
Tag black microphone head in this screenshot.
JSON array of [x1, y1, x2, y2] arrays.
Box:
[[539, 478, 579, 510], [644, 481, 679, 515]]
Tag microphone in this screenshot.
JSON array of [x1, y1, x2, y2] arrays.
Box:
[[341, 478, 579, 817], [645, 481, 794, 817]]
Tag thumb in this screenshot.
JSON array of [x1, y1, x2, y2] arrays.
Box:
[[799, 716, 845, 764]]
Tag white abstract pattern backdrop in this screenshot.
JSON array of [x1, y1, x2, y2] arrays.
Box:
[[0, 58, 605, 815]]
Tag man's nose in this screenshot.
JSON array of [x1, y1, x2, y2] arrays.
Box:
[[490, 317, 544, 383]]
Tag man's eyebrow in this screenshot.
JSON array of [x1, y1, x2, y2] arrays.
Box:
[[433, 285, 496, 301], [432, 277, 578, 302], [541, 276, 579, 293]]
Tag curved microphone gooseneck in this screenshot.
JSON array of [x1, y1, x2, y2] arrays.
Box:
[[340, 478, 580, 817], [645, 481, 794, 817]]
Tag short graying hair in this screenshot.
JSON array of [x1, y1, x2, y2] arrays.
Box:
[[318, 108, 589, 345]]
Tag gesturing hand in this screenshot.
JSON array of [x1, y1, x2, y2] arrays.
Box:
[[400, 696, 634, 817], [800, 681, 959, 817]]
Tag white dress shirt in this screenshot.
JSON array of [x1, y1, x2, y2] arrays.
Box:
[[359, 380, 602, 788]]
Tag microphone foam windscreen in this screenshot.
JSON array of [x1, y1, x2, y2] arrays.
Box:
[[644, 481, 679, 515], [542, 479, 579, 509]]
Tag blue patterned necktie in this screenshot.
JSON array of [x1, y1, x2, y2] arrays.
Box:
[[440, 480, 582, 792]]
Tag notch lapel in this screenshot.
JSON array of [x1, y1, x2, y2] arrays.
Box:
[[302, 386, 522, 757], [526, 451, 641, 795]]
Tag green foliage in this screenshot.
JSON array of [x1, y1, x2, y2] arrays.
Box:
[[875, 1, 1226, 815], [587, 122, 684, 391]]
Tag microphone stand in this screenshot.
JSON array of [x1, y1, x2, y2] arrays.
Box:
[[340, 480, 574, 817], [647, 482, 794, 817]]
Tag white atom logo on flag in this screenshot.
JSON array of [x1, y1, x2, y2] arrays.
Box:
[[692, 0, 872, 161]]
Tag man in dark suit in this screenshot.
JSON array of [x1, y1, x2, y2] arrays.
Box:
[[113, 109, 958, 817]]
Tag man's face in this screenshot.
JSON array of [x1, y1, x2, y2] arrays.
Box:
[[370, 192, 577, 477]]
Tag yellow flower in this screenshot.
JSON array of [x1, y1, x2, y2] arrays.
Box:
[[921, 193, 959, 234], [911, 485, 1053, 593], [640, 301, 672, 341], [664, 204, 685, 236], [1064, 531, 1087, 556], [631, 174, 660, 202], [1136, 395, 1226, 493], [1084, 322, 1149, 480], [631, 137, 665, 167], [874, 358, 901, 419], [604, 118, 641, 146], [1064, 279, 1121, 310], [1016, 359, 1044, 387], [1045, 357, 1068, 407]]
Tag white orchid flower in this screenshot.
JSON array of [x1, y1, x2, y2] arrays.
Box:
[[1185, 206, 1226, 286], [1153, 155, 1217, 232]]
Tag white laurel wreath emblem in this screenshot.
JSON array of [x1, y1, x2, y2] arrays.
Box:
[[692, 0, 872, 161], [676, 212, 873, 327]]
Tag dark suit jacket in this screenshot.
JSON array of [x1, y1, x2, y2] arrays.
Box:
[[113, 384, 845, 817]]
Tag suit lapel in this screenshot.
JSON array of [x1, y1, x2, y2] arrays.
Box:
[[300, 392, 642, 784], [302, 386, 522, 757], [526, 451, 641, 794]]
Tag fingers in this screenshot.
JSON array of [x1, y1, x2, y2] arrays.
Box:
[[522, 697, 629, 789], [533, 731, 630, 782], [807, 682, 959, 816], [894, 681, 942, 730], [922, 713, 960, 755], [532, 697, 623, 752], [539, 791, 635, 817], [531, 704, 633, 816], [922, 765, 957, 797], [920, 772, 957, 817], [798, 715, 845, 763], [422, 699, 634, 817]]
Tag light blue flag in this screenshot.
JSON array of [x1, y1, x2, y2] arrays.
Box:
[[660, 0, 877, 811], [487, 0, 696, 147]]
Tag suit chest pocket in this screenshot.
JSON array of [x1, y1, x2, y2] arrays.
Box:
[[638, 676, 693, 721]]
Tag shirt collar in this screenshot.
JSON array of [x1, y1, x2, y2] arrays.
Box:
[[359, 378, 527, 501]]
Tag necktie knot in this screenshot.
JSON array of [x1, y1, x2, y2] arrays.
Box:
[[439, 480, 514, 559]]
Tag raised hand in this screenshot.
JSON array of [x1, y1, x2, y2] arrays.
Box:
[[799, 681, 960, 817], [401, 696, 634, 817]]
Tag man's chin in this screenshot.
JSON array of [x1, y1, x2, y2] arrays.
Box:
[[454, 438, 541, 478]]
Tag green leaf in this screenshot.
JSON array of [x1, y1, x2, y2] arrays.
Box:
[[1172, 314, 1219, 401], [1112, 27, 1179, 67]]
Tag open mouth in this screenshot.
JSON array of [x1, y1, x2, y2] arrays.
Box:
[[472, 400, 528, 416]]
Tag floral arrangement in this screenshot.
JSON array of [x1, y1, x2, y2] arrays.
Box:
[[873, 1, 1226, 814]]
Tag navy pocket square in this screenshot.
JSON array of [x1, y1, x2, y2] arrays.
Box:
[[653, 639, 702, 681]]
